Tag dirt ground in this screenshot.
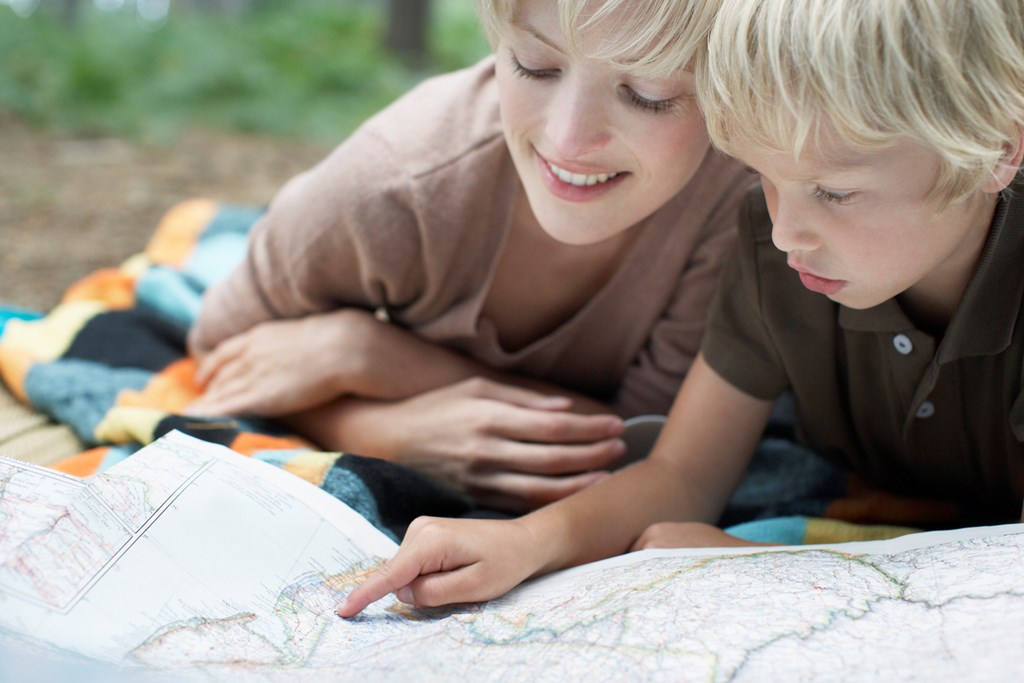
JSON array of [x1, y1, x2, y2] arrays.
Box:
[[0, 114, 333, 312]]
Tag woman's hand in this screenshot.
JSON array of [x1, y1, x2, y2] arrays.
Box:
[[187, 309, 389, 417], [339, 377, 626, 512], [337, 515, 548, 617]]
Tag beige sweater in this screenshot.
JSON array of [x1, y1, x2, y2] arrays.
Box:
[[191, 57, 752, 417]]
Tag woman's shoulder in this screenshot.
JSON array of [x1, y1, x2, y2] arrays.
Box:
[[357, 55, 506, 175], [291, 55, 512, 224]]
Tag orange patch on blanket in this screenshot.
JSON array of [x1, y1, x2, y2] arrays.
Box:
[[825, 475, 961, 526], [116, 358, 202, 412], [62, 268, 136, 309], [0, 346, 32, 402], [145, 199, 219, 267], [50, 446, 108, 478], [231, 432, 314, 457]]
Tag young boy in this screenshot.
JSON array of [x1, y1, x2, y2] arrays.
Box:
[[338, 0, 1024, 614]]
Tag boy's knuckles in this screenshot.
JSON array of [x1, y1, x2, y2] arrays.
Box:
[[403, 516, 444, 539]]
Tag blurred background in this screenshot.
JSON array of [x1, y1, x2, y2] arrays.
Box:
[[0, 0, 490, 311]]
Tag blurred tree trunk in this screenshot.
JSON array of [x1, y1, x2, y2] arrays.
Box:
[[59, 0, 81, 27], [385, 0, 432, 67], [188, 0, 251, 15]]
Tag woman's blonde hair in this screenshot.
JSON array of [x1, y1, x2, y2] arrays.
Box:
[[698, 0, 1024, 202], [473, 0, 719, 79]]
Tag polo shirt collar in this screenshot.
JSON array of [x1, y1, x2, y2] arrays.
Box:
[[838, 177, 1024, 362]]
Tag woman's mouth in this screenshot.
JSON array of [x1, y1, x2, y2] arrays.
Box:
[[547, 161, 619, 187], [538, 155, 625, 201]]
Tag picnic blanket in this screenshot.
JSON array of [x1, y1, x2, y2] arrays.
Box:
[[0, 199, 979, 544]]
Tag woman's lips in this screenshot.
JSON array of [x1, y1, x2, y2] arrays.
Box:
[[537, 154, 625, 202]]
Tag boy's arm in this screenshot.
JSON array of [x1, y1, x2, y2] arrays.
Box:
[[338, 354, 774, 615]]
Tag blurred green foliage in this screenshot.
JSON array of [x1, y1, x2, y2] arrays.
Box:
[[0, 0, 491, 143]]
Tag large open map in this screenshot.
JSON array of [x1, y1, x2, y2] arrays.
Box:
[[1, 431, 1022, 682]]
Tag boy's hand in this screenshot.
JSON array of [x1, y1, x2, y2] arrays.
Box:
[[337, 516, 546, 617], [630, 521, 769, 550]]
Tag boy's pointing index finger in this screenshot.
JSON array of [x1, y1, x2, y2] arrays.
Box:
[[336, 553, 420, 618]]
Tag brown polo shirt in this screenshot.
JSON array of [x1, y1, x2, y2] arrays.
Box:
[[703, 180, 1024, 520]]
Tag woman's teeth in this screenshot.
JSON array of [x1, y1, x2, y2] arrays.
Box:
[[548, 162, 619, 187]]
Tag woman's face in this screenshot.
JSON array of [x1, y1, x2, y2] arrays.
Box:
[[495, 0, 711, 244]]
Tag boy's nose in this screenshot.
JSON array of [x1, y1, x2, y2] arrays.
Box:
[[764, 189, 820, 253], [770, 211, 821, 253]]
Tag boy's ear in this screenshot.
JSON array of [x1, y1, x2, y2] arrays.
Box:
[[983, 126, 1024, 193]]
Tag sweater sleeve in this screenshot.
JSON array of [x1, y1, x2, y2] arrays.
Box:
[[188, 126, 425, 355], [611, 190, 743, 416], [610, 159, 753, 417]]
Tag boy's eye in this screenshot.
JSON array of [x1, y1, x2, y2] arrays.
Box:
[[623, 87, 677, 114], [509, 54, 557, 80], [813, 186, 856, 205]]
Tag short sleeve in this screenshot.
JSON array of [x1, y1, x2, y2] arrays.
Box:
[[701, 186, 790, 401], [189, 126, 425, 354]]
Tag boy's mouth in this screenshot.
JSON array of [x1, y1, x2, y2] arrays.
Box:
[[791, 266, 846, 296]]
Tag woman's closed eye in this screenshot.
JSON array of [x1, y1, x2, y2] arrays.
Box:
[[509, 54, 557, 80], [622, 87, 677, 114], [813, 186, 856, 205]]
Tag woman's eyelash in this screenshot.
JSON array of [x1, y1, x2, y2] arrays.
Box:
[[813, 187, 855, 205], [509, 54, 555, 80], [626, 90, 676, 114], [509, 53, 677, 114]]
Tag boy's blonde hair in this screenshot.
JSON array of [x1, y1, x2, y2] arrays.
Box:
[[473, 0, 719, 79], [698, 0, 1024, 202]]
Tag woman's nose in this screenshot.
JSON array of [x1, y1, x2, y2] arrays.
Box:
[[544, 83, 612, 159]]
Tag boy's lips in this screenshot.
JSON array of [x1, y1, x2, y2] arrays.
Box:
[[790, 264, 846, 296]]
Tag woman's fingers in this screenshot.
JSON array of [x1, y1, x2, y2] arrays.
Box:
[[470, 434, 625, 475], [466, 469, 610, 513]]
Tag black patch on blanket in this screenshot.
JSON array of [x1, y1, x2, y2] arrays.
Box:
[[63, 310, 187, 370], [337, 454, 473, 538], [154, 415, 243, 447]]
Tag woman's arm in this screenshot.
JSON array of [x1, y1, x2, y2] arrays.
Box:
[[188, 307, 616, 417], [283, 377, 627, 512]]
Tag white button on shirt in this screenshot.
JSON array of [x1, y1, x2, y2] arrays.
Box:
[[893, 334, 913, 355], [916, 401, 935, 419]]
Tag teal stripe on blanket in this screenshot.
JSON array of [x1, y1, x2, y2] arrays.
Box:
[[0, 305, 43, 338], [25, 360, 152, 442], [135, 266, 204, 330], [727, 516, 809, 545]]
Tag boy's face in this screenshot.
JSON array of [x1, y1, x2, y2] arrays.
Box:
[[493, 0, 710, 245], [734, 137, 1000, 317]]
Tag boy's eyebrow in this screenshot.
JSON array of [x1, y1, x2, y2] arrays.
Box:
[[510, 18, 566, 55], [765, 156, 878, 183]]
